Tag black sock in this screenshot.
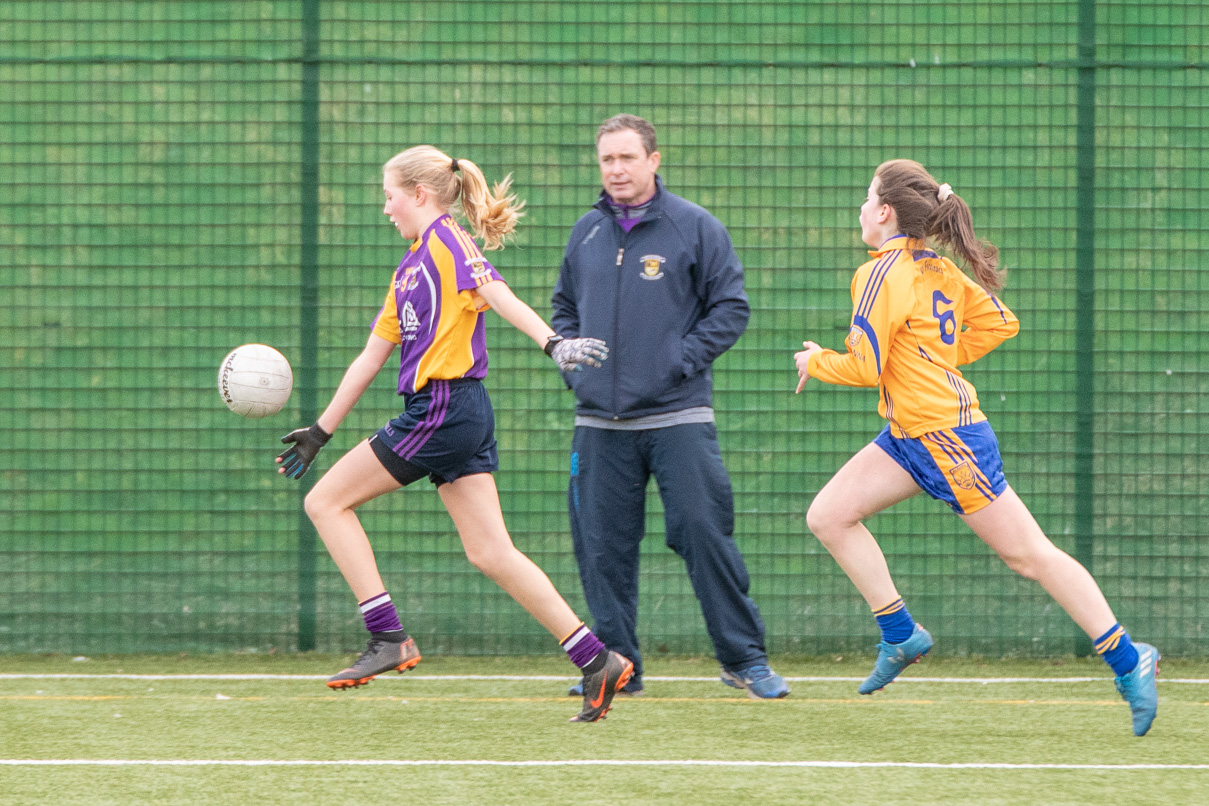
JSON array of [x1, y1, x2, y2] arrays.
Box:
[[370, 629, 409, 643], [581, 650, 609, 675]]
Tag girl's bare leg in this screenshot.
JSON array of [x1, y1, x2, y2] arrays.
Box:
[[806, 442, 923, 607], [960, 486, 1117, 638], [303, 440, 401, 601], [438, 472, 583, 639]]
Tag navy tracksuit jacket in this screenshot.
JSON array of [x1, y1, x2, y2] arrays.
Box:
[[551, 177, 768, 677], [551, 177, 749, 418]]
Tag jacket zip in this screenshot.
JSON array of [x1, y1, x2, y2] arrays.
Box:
[[594, 203, 660, 420], [611, 235, 625, 418]]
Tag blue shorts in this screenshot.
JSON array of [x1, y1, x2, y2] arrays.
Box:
[[873, 421, 1007, 514], [369, 378, 498, 487]]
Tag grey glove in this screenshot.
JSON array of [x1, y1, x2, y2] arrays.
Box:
[[545, 335, 609, 372]]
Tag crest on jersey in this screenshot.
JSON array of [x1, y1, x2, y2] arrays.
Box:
[[948, 461, 976, 491], [640, 254, 665, 280], [397, 263, 423, 292], [465, 256, 492, 282], [846, 325, 864, 349], [400, 301, 421, 337]]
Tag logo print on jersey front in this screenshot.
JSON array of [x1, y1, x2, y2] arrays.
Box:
[[948, 461, 976, 491], [400, 301, 421, 340], [397, 262, 423, 293], [640, 254, 665, 280]]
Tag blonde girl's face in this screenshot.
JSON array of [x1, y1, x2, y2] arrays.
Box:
[[859, 177, 886, 248], [383, 176, 421, 241]]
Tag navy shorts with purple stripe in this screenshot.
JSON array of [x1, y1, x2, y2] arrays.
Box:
[[369, 378, 498, 487]]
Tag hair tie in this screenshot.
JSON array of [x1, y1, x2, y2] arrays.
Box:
[[937, 183, 953, 202], [450, 159, 459, 172]]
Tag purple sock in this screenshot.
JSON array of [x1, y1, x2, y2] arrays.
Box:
[[561, 623, 606, 669], [360, 592, 403, 634]]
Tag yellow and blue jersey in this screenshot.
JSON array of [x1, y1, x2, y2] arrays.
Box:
[[807, 235, 1020, 438], [371, 215, 504, 395]]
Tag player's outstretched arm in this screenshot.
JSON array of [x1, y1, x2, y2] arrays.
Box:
[[476, 279, 608, 371], [276, 333, 395, 478]]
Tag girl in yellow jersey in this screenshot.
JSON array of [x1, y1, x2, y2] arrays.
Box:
[[275, 146, 632, 722], [794, 160, 1159, 735]]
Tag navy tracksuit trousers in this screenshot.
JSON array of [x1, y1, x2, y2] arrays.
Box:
[[568, 422, 767, 680]]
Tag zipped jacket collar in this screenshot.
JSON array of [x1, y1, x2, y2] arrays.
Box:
[[592, 175, 666, 222]]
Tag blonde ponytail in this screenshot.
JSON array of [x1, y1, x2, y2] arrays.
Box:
[[453, 159, 525, 251], [382, 146, 525, 251]]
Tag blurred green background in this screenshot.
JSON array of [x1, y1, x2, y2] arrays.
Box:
[[2, 1, 1205, 657]]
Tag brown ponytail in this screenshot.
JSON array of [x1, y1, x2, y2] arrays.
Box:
[[874, 159, 1004, 293], [382, 146, 525, 251]]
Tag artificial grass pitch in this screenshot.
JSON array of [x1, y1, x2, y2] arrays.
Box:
[[1, 653, 1207, 805]]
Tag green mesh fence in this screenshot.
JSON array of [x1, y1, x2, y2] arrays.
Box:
[[2, 2, 1205, 657]]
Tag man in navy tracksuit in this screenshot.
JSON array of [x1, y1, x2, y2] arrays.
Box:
[[550, 114, 788, 699]]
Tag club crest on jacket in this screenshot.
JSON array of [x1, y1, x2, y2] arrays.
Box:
[[640, 254, 665, 280]]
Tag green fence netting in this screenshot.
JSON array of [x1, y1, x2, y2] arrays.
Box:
[[2, 1, 1205, 657]]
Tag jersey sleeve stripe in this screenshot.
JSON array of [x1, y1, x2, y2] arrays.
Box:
[[852, 313, 882, 374], [438, 217, 470, 259], [452, 224, 478, 258], [855, 252, 894, 314], [457, 219, 484, 256], [990, 295, 1009, 323], [943, 374, 962, 425], [943, 371, 973, 427], [448, 218, 485, 261], [855, 251, 898, 319]]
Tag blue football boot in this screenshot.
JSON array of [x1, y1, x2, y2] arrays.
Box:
[[1114, 642, 1160, 736], [859, 623, 933, 694], [720, 663, 790, 699]]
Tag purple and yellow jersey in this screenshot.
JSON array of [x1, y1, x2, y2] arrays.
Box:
[[807, 235, 1020, 438], [371, 215, 504, 395]]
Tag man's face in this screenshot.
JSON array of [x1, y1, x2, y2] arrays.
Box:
[[596, 129, 660, 206]]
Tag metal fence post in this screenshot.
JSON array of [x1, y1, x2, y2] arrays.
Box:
[[297, 0, 322, 652], [1072, 0, 1097, 658]]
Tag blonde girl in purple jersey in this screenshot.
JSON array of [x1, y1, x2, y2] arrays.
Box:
[[276, 145, 633, 723]]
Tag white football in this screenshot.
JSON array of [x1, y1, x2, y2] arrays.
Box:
[[218, 344, 293, 419]]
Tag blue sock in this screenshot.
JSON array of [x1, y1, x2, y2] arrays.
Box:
[[1094, 623, 1139, 677], [873, 597, 916, 644]]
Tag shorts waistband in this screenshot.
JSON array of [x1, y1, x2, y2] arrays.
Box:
[[403, 376, 482, 403], [427, 377, 481, 387]]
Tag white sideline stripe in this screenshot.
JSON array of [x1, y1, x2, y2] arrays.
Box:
[[1, 673, 1207, 684], [0, 759, 1207, 770]]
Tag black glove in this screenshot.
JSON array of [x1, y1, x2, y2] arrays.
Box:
[[545, 335, 609, 372], [277, 423, 332, 479]]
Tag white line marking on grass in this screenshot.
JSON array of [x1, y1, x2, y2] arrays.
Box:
[[1, 674, 1207, 684], [1, 759, 1207, 770]]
